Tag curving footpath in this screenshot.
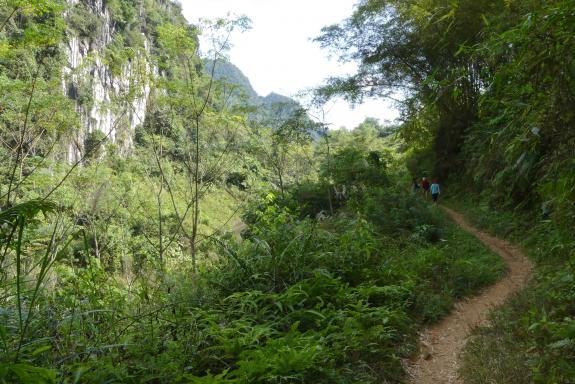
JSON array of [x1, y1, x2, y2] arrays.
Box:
[[406, 206, 534, 384]]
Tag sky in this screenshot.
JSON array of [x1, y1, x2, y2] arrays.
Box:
[[180, 0, 400, 130]]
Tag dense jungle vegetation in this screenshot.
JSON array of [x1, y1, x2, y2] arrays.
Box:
[[0, 0, 573, 383], [316, 0, 574, 382]]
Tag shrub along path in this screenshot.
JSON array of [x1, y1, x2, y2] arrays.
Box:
[[406, 206, 533, 384]]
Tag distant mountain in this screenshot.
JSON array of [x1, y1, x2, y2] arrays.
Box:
[[205, 60, 301, 121], [206, 60, 260, 105], [261, 92, 295, 106]]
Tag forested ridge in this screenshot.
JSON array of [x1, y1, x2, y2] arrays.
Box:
[[0, 0, 573, 383]]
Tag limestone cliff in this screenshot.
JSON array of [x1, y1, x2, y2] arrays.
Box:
[[59, 0, 300, 161], [61, 0, 184, 161]]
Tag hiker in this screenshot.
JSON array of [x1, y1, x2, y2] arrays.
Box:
[[431, 179, 440, 203], [421, 177, 430, 199], [411, 178, 420, 194]]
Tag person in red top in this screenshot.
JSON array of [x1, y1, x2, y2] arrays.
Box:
[[421, 177, 430, 199]]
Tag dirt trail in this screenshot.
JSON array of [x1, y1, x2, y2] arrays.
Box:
[[405, 206, 533, 384]]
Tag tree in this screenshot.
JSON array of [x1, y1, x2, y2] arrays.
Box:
[[0, 0, 76, 206], [255, 104, 316, 196], [314, 0, 504, 179], [146, 16, 251, 271]]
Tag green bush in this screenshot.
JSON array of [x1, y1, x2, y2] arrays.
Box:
[[322, 147, 388, 192], [289, 181, 339, 218], [84, 129, 108, 161], [67, 2, 103, 40]]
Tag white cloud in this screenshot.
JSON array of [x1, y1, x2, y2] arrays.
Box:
[[180, 0, 400, 129]]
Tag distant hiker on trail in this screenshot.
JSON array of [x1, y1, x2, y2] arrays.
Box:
[[421, 177, 430, 199], [411, 178, 420, 194], [431, 179, 440, 203]]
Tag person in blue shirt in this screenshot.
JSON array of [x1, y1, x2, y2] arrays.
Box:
[[430, 179, 440, 203]]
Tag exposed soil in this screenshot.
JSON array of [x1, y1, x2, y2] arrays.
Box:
[[405, 206, 534, 384]]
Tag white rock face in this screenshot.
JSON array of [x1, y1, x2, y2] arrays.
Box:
[[62, 0, 155, 162]]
